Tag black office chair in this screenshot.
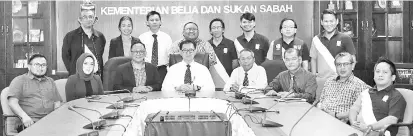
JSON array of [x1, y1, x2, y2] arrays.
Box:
[[169, 53, 209, 68], [1, 87, 22, 136], [261, 60, 287, 84], [103, 56, 131, 91]]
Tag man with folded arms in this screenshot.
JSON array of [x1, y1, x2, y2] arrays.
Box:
[[349, 57, 406, 136], [263, 48, 317, 103], [162, 40, 215, 92], [7, 54, 62, 132], [223, 49, 267, 92], [318, 52, 369, 122]]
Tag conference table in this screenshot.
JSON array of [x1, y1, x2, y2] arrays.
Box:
[[16, 91, 363, 136]]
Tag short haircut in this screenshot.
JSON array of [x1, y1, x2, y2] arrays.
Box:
[[284, 48, 301, 58], [334, 52, 354, 64], [240, 12, 255, 21], [130, 40, 145, 50], [28, 53, 46, 64], [209, 18, 225, 30], [146, 11, 161, 21], [374, 57, 398, 78], [279, 18, 298, 31], [239, 48, 255, 58], [179, 40, 197, 50], [183, 22, 198, 30], [321, 9, 338, 20], [118, 16, 133, 30]]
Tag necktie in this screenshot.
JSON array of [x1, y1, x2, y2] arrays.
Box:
[[184, 64, 192, 84], [289, 75, 296, 93], [151, 34, 158, 65], [243, 72, 249, 86]]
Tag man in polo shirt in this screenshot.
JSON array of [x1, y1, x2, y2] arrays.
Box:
[[139, 11, 172, 84], [349, 57, 406, 136], [208, 18, 238, 76], [264, 48, 317, 103], [267, 18, 310, 71], [310, 9, 356, 100], [234, 12, 270, 65], [318, 52, 369, 122], [8, 54, 62, 131]]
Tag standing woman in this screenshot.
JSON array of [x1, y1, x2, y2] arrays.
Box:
[[65, 53, 104, 101], [109, 16, 141, 59]]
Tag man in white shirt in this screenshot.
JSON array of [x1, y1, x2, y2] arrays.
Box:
[[223, 49, 267, 92], [162, 40, 215, 93], [139, 11, 172, 84]]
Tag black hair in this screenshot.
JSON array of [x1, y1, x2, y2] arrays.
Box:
[[209, 18, 225, 30], [179, 40, 197, 50], [118, 16, 133, 30], [183, 22, 198, 29], [28, 53, 46, 64], [279, 18, 297, 31], [374, 57, 398, 83], [239, 48, 255, 59], [146, 11, 161, 21], [321, 9, 338, 20], [284, 48, 301, 58], [240, 12, 255, 21], [130, 40, 145, 50]]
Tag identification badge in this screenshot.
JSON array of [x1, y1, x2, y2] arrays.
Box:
[[336, 41, 342, 46], [382, 95, 389, 102], [255, 44, 260, 50], [223, 48, 228, 53], [276, 44, 281, 50], [295, 45, 302, 50]]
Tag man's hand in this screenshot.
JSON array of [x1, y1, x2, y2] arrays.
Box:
[[230, 84, 240, 92], [278, 92, 294, 98], [176, 84, 193, 92], [265, 90, 278, 96], [351, 121, 369, 132], [21, 115, 34, 127], [133, 86, 149, 93]]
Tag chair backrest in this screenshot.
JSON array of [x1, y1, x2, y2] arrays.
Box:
[[1, 87, 19, 135], [54, 79, 67, 102], [261, 60, 287, 84], [396, 88, 413, 123], [103, 57, 132, 91], [1, 87, 14, 117], [169, 53, 209, 68]]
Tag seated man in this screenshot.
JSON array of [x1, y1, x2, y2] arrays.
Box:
[[162, 40, 215, 92], [264, 48, 317, 103], [318, 52, 370, 122], [7, 54, 62, 131], [349, 57, 406, 136], [223, 49, 267, 92]]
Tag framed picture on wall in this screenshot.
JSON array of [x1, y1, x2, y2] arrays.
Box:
[[342, 19, 355, 38]]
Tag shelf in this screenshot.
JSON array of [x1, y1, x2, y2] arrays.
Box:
[[13, 42, 45, 46], [12, 14, 45, 19], [372, 37, 402, 41], [339, 10, 358, 14], [373, 10, 403, 14]]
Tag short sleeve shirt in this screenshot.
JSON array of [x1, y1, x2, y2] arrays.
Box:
[[208, 37, 238, 76], [310, 30, 356, 59], [7, 73, 62, 120], [236, 32, 270, 65], [272, 37, 310, 61]]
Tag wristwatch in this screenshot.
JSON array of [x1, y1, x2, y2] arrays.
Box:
[[196, 85, 201, 91], [334, 112, 338, 118]]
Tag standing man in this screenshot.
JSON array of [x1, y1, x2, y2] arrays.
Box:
[[208, 18, 238, 76], [310, 9, 356, 99], [234, 12, 270, 65], [139, 11, 172, 84], [62, 2, 106, 76], [267, 18, 310, 71]]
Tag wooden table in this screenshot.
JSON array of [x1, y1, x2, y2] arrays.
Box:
[[17, 91, 362, 136]]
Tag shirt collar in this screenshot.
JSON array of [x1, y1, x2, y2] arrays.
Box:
[[289, 67, 304, 77], [241, 31, 258, 40], [27, 72, 47, 81], [335, 74, 355, 83], [371, 84, 395, 92], [243, 63, 257, 73], [209, 36, 227, 47], [319, 29, 339, 39], [76, 26, 100, 37]]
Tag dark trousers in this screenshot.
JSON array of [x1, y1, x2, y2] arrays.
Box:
[[157, 65, 167, 85]]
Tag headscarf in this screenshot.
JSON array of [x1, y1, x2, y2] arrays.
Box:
[[76, 53, 95, 81]]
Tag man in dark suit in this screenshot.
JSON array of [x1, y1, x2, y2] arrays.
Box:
[[113, 41, 162, 92]]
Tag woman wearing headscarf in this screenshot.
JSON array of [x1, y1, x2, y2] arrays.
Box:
[[65, 53, 104, 101], [108, 16, 141, 59]]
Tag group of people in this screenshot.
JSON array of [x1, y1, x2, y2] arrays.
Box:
[[5, 2, 407, 136]]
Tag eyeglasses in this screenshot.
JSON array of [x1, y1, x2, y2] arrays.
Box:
[[184, 28, 198, 32], [282, 26, 296, 29], [239, 57, 254, 61], [131, 50, 146, 55], [335, 62, 353, 67], [284, 57, 299, 62], [211, 26, 222, 30], [80, 15, 95, 20], [181, 49, 195, 53], [31, 63, 47, 68]]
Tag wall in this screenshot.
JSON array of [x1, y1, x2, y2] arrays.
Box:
[[56, 1, 314, 72]]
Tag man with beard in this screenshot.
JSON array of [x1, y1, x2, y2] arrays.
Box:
[[208, 18, 238, 76], [7, 54, 62, 132], [234, 12, 270, 65], [310, 9, 356, 100], [263, 48, 317, 103], [62, 2, 106, 76]]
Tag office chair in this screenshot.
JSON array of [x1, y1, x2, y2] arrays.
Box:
[[169, 53, 209, 68], [261, 60, 287, 84], [1, 87, 21, 136], [54, 79, 68, 102], [103, 56, 131, 91]]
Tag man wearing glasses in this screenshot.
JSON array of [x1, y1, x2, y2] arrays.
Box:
[[317, 52, 369, 122], [266, 18, 310, 71], [7, 54, 62, 132], [62, 2, 106, 76], [223, 49, 267, 92], [263, 48, 316, 104], [163, 40, 215, 92]]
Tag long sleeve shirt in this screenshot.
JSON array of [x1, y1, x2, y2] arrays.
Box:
[[223, 63, 268, 92], [139, 30, 172, 66]]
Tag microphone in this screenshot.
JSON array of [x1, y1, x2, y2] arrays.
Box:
[[72, 105, 103, 119], [234, 86, 256, 99], [210, 110, 224, 122], [100, 111, 133, 120], [68, 106, 106, 130], [289, 100, 320, 136]]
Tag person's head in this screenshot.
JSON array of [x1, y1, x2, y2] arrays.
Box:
[[78, 2, 97, 28], [238, 49, 255, 71], [334, 52, 354, 79], [118, 16, 133, 36], [321, 9, 339, 33], [76, 53, 95, 77], [283, 48, 302, 71], [130, 40, 146, 63], [28, 54, 47, 78], [240, 12, 256, 32], [179, 40, 197, 62], [374, 57, 397, 87], [146, 11, 162, 31], [183, 22, 199, 41], [279, 18, 297, 37], [209, 18, 225, 38]]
